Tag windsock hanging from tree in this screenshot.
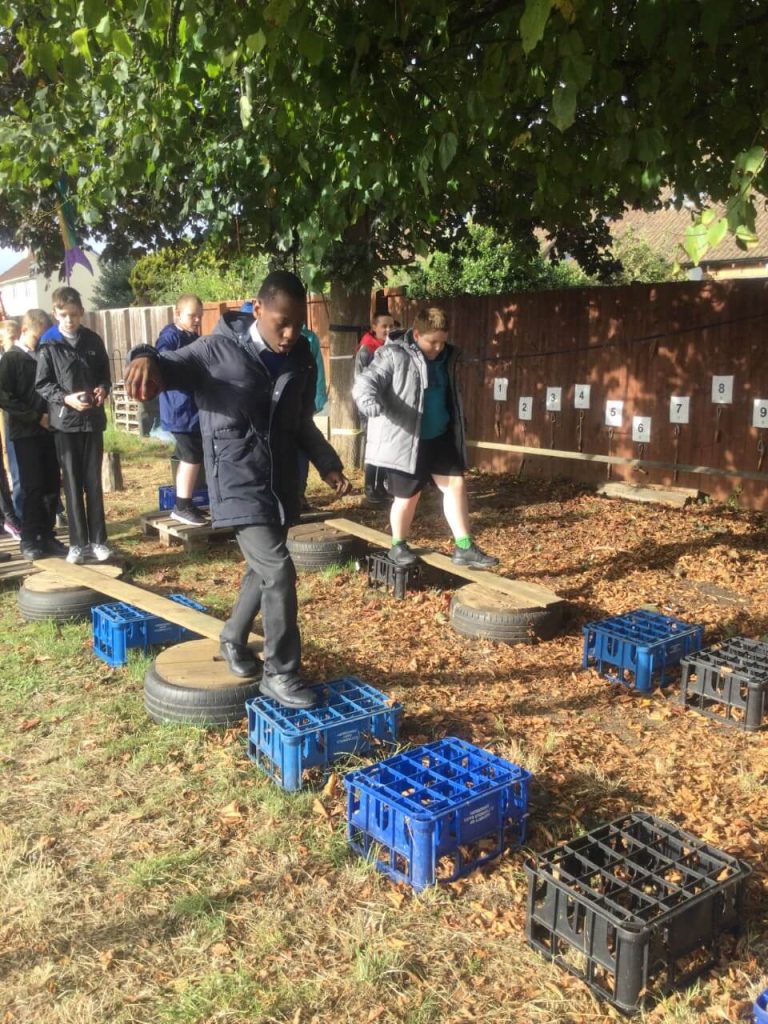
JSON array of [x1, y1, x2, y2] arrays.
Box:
[[56, 178, 93, 283]]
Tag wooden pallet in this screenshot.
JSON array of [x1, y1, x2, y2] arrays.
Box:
[[0, 529, 70, 586], [324, 516, 563, 608], [141, 511, 233, 551]]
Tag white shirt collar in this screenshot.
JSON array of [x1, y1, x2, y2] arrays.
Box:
[[14, 340, 35, 354]]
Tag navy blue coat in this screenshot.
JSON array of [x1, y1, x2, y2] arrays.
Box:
[[155, 323, 200, 432], [131, 313, 343, 529]]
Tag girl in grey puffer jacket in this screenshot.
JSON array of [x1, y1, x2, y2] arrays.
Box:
[[353, 306, 498, 571]]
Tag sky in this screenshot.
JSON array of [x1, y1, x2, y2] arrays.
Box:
[[0, 246, 23, 274]]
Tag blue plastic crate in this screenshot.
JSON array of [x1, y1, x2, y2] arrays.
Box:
[[158, 485, 209, 511], [582, 609, 703, 693], [755, 988, 768, 1023], [247, 677, 401, 791], [92, 594, 207, 667], [345, 738, 531, 891]]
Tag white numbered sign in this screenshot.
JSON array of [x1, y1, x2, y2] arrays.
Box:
[[546, 386, 562, 412], [712, 376, 734, 405], [632, 416, 652, 442], [574, 384, 591, 410], [493, 378, 508, 401], [518, 396, 533, 421], [670, 396, 690, 425], [605, 400, 623, 427], [753, 399, 768, 428]]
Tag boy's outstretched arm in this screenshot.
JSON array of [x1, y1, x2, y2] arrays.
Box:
[[352, 347, 393, 418], [124, 355, 164, 401]]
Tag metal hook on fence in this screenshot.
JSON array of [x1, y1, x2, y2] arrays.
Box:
[[607, 426, 614, 480], [714, 404, 723, 444], [635, 442, 648, 474], [758, 431, 766, 472], [577, 410, 584, 453], [673, 424, 681, 483], [549, 412, 557, 449]]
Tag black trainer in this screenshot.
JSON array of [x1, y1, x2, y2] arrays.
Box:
[[20, 543, 44, 561], [219, 641, 261, 678], [42, 536, 69, 557], [451, 542, 499, 569], [171, 504, 207, 526], [260, 673, 318, 709], [388, 541, 418, 567]]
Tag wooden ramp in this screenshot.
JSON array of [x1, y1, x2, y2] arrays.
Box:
[[32, 558, 262, 644], [324, 517, 562, 609]]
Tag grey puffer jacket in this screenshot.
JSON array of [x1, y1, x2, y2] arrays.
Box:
[[352, 329, 466, 474]]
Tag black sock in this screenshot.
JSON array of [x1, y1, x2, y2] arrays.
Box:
[[176, 497, 193, 511]]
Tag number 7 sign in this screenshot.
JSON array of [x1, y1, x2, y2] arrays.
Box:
[[670, 396, 690, 424]]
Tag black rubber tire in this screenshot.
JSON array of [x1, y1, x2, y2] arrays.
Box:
[[17, 577, 119, 622], [287, 524, 364, 571], [449, 584, 564, 645], [143, 663, 262, 727]]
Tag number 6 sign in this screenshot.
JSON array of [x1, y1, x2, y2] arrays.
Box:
[[632, 416, 652, 442]]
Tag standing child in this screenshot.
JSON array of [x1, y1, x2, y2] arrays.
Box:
[[0, 317, 23, 523], [0, 309, 65, 559], [155, 294, 206, 525], [124, 271, 350, 710], [35, 286, 112, 564], [353, 306, 498, 569], [354, 312, 394, 504]]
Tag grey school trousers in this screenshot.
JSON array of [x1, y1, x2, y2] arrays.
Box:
[[220, 524, 301, 677]]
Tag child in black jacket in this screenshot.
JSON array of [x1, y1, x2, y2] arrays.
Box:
[[0, 309, 65, 559], [35, 286, 112, 564]]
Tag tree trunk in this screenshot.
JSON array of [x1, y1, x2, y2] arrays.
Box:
[[102, 450, 124, 492], [327, 279, 372, 470]]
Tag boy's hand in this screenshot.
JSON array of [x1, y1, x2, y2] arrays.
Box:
[[64, 392, 93, 412], [323, 470, 352, 496], [124, 357, 163, 400], [93, 386, 107, 407], [39, 413, 49, 430], [361, 401, 382, 418]]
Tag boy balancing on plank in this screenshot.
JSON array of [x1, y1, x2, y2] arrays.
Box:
[[124, 271, 350, 710]]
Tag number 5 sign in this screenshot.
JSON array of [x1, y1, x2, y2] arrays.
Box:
[[605, 400, 623, 426]]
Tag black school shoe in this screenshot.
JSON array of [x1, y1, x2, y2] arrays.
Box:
[[42, 536, 69, 557], [259, 673, 318, 709], [171, 504, 207, 526], [20, 543, 45, 561], [219, 641, 261, 678], [451, 543, 499, 569], [388, 541, 418, 567]]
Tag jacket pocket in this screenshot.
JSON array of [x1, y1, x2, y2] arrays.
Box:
[[212, 435, 271, 507]]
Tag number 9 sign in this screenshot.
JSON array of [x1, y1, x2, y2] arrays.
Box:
[[753, 400, 768, 428]]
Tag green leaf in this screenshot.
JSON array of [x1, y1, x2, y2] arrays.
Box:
[[38, 40, 61, 78], [550, 83, 576, 130], [178, 16, 188, 47], [520, 0, 553, 55], [239, 93, 252, 128], [700, 208, 715, 226], [684, 223, 709, 265], [438, 132, 458, 171], [741, 145, 765, 177], [205, 61, 222, 78], [94, 13, 111, 37], [298, 31, 324, 65], [246, 30, 266, 55], [111, 28, 133, 58], [83, 0, 106, 28], [735, 223, 758, 247], [706, 217, 727, 248]]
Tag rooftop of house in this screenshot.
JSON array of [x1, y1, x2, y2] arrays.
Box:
[[0, 253, 35, 284], [609, 199, 768, 265]]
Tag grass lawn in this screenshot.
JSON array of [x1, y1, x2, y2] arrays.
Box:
[[1, 435, 767, 1024]]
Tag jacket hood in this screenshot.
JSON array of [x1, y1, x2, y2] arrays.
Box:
[[212, 311, 254, 344]]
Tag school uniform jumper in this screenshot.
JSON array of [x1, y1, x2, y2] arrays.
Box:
[[35, 325, 111, 549]]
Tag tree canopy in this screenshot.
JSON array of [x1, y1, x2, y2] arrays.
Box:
[[1, 1, 766, 290]]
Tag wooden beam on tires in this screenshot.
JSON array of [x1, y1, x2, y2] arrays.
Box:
[[324, 517, 562, 608], [32, 558, 262, 643]]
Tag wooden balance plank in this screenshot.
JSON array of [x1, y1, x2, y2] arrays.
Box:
[[324, 517, 563, 609], [31, 558, 262, 644]]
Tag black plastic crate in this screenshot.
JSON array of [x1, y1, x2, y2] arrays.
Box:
[[365, 549, 421, 600], [525, 812, 750, 1015], [680, 637, 768, 731]]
